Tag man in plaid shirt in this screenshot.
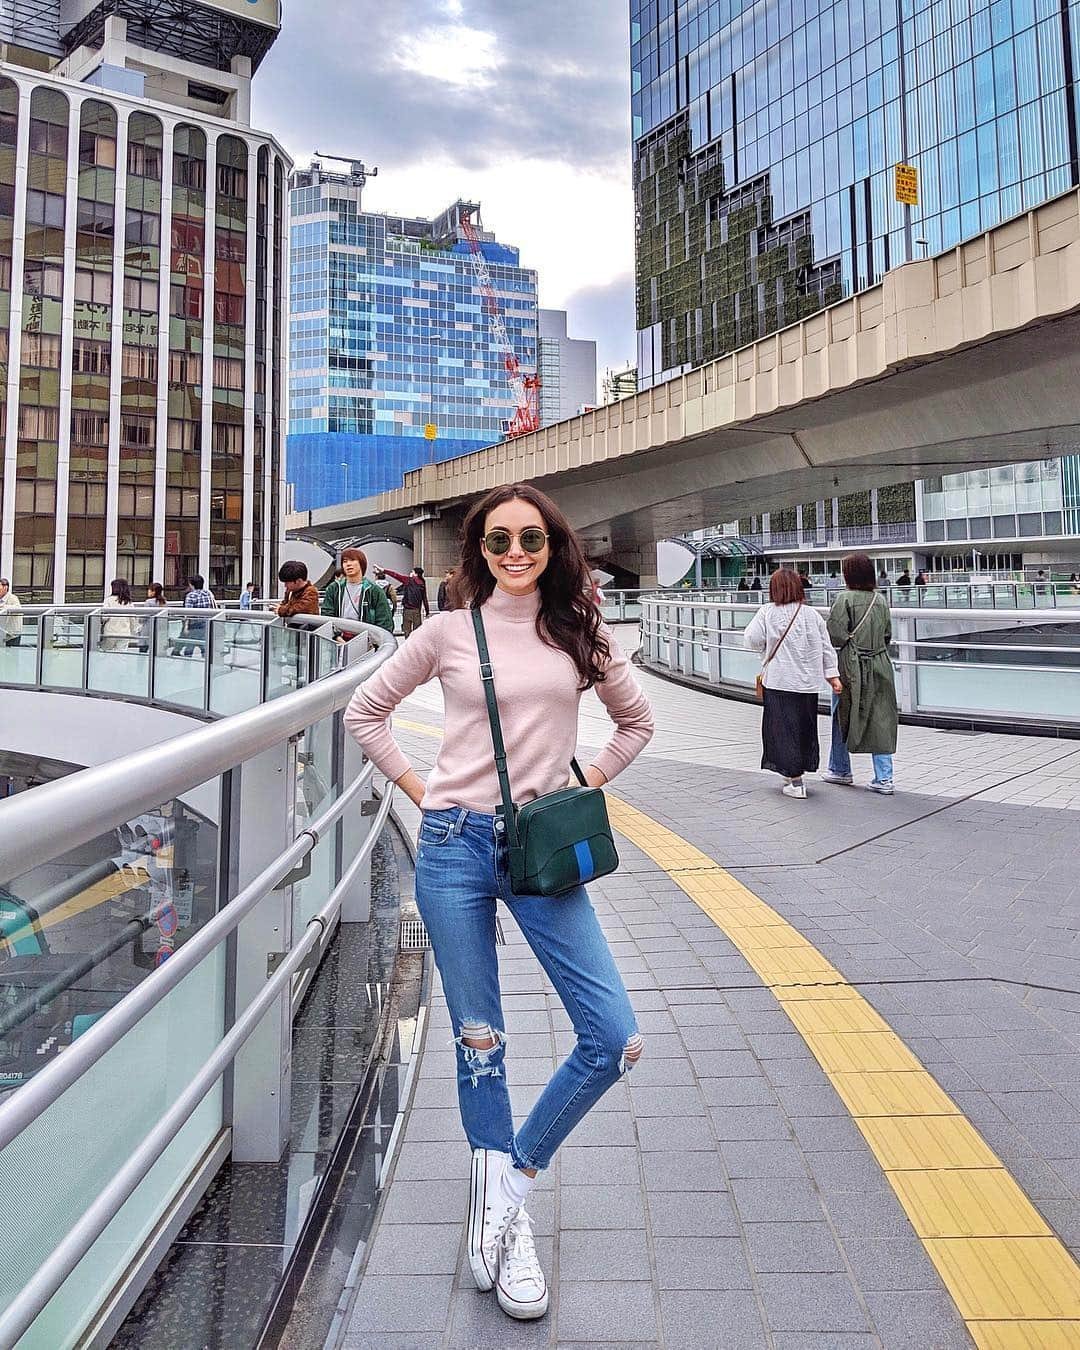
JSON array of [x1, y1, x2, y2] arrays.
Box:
[[180, 574, 216, 655]]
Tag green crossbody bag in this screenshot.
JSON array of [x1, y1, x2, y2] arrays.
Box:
[[472, 606, 619, 897]]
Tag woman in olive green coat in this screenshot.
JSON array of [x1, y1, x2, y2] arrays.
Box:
[[823, 552, 898, 794]]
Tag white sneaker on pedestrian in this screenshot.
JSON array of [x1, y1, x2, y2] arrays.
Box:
[[782, 782, 807, 799], [496, 1208, 549, 1320], [867, 780, 895, 795], [467, 1148, 516, 1292], [820, 770, 854, 785]]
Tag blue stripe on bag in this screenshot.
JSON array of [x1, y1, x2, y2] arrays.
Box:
[[573, 840, 595, 884]]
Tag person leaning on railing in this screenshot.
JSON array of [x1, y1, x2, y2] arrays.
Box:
[[320, 547, 394, 633]]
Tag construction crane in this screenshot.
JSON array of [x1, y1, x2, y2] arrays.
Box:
[[459, 208, 541, 439]]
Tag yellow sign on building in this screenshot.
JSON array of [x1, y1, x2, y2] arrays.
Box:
[[424, 424, 438, 441], [895, 163, 919, 206]]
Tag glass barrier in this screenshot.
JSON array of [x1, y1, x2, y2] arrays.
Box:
[[87, 612, 152, 700], [0, 789, 225, 1345], [41, 614, 87, 689], [0, 612, 40, 686], [292, 711, 340, 931], [915, 663, 1080, 723], [209, 618, 265, 717]]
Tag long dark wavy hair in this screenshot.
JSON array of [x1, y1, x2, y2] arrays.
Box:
[[453, 483, 610, 690]]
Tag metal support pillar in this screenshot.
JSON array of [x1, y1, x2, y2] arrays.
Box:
[[228, 739, 295, 1162], [894, 615, 918, 714]]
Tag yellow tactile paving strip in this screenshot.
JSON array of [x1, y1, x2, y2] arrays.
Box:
[[394, 716, 1080, 1344], [605, 795, 1080, 1347]]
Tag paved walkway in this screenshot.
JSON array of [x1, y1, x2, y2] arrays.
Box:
[[339, 631, 1080, 1348]]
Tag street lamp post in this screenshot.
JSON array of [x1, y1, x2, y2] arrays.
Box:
[[341, 462, 349, 501]]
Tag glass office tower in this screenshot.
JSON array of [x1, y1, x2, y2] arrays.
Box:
[[632, 0, 1080, 576], [632, 0, 1079, 384], [288, 165, 539, 512]]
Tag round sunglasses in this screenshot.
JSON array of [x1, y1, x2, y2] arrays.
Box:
[[483, 528, 549, 556]]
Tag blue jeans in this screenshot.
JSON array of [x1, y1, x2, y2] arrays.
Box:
[[829, 692, 893, 783], [414, 807, 640, 1172]]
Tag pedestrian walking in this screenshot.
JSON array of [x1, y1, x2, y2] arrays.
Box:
[[437, 567, 457, 612], [822, 551, 899, 794], [239, 581, 257, 611], [914, 570, 929, 588], [0, 578, 23, 648], [345, 482, 653, 1322], [321, 548, 394, 633], [744, 568, 841, 799], [275, 561, 320, 618], [377, 564, 430, 635]]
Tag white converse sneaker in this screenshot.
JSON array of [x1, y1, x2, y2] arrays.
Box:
[[782, 781, 807, 799], [820, 770, 854, 785], [467, 1148, 516, 1292], [496, 1207, 549, 1320]]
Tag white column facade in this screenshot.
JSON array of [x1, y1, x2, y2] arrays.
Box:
[[0, 62, 290, 603]]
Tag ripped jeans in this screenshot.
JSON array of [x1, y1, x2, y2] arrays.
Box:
[[415, 807, 641, 1172]]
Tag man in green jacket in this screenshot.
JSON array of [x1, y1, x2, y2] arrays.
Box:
[[321, 548, 394, 633]]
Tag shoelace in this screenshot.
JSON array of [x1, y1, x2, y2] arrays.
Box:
[[502, 1212, 544, 1292]]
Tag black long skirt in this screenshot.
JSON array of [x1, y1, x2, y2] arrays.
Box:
[[761, 687, 820, 778]]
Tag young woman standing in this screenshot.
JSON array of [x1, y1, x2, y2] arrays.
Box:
[[744, 567, 842, 798], [345, 483, 653, 1321]]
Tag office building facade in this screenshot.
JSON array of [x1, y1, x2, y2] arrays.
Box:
[[0, 1, 289, 603], [632, 0, 1080, 577], [287, 168, 539, 512], [537, 307, 597, 425]]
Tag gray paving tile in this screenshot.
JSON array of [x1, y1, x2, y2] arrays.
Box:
[[640, 1149, 728, 1192], [721, 1140, 810, 1179], [445, 1287, 550, 1349], [559, 1228, 653, 1281], [342, 1275, 453, 1337], [560, 1145, 642, 1187], [701, 1077, 781, 1108], [635, 1115, 716, 1151], [627, 1084, 707, 1116], [758, 1272, 871, 1333], [710, 1105, 793, 1140], [557, 1282, 658, 1342], [364, 1223, 462, 1276], [403, 1107, 466, 1143], [564, 1111, 638, 1147], [731, 1178, 826, 1223], [743, 1221, 845, 1274], [653, 1235, 753, 1290], [392, 1141, 470, 1182], [378, 1179, 465, 1226], [658, 1290, 769, 1349], [864, 1289, 972, 1349], [840, 1236, 946, 1292], [647, 1191, 741, 1237], [560, 1184, 647, 1230]]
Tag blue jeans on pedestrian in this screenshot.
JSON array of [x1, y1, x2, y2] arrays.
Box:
[[414, 806, 641, 1172], [829, 692, 893, 783]]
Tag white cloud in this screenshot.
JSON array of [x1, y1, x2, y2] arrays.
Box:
[[392, 23, 500, 90]]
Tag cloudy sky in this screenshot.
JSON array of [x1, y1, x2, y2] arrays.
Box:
[[251, 0, 637, 387]]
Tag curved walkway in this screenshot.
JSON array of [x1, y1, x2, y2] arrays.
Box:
[[338, 634, 1080, 1348]]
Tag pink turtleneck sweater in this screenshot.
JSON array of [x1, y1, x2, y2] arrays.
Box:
[[343, 587, 654, 812]]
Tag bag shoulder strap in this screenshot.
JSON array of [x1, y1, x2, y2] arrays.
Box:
[[472, 607, 586, 853], [762, 602, 801, 671], [842, 594, 879, 650]]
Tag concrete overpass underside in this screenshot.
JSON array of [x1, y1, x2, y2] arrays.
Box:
[[291, 191, 1080, 577]]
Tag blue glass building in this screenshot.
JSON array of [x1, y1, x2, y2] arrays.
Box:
[[633, 0, 1080, 575], [288, 166, 538, 510], [632, 0, 1080, 385]]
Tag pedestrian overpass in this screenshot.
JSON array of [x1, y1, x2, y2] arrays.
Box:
[[292, 189, 1080, 582]]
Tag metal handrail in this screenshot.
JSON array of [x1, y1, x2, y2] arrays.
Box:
[[0, 621, 395, 879], [0, 785, 394, 1349]]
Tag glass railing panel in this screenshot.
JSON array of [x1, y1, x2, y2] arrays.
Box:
[[0, 786, 225, 1335], [209, 617, 265, 717], [153, 614, 210, 711], [40, 614, 87, 689], [292, 712, 339, 929], [0, 612, 40, 686], [718, 637, 760, 686], [0, 950, 225, 1348], [1033, 585, 1057, 609], [266, 626, 308, 702], [311, 632, 341, 683], [915, 663, 1080, 722], [86, 612, 152, 700], [692, 608, 710, 676]]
